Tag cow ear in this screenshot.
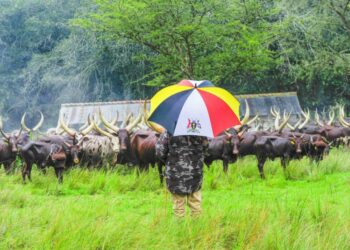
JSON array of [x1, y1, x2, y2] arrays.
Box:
[[289, 139, 295, 145]]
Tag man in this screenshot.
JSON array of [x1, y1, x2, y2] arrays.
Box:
[[156, 132, 208, 218]]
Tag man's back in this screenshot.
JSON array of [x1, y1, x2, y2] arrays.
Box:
[[156, 133, 208, 195]]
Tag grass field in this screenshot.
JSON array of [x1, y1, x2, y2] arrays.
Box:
[[0, 148, 350, 249]]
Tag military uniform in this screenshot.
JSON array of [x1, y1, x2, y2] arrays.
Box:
[[156, 132, 208, 217]]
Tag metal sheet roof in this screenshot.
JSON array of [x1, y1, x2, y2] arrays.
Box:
[[238, 92, 302, 118], [59, 92, 302, 125]]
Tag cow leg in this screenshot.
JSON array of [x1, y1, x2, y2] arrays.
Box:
[[315, 155, 322, 165], [257, 157, 266, 179], [4, 161, 15, 175], [223, 160, 229, 173], [54, 168, 64, 183], [3, 163, 11, 174], [22, 162, 27, 182], [136, 165, 142, 175], [37, 163, 47, 175], [140, 163, 148, 172], [281, 157, 288, 171], [27, 164, 33, 181], [22, 162, 33, 182], [157, 164, 164, 184], [137, 163, 148, 174]]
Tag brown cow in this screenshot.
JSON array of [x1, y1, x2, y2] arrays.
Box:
[[130, 129, 164, 183]]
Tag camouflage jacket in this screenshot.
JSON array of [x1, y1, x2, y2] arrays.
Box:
[[155, 132, 208, 195]]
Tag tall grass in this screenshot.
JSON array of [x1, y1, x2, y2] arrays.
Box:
[[0, 148, 349, 249]]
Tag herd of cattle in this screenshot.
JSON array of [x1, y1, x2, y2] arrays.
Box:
[[0, 102, 349, 183]]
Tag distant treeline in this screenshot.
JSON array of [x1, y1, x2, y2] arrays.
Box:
[[0, 0, 349, 128]]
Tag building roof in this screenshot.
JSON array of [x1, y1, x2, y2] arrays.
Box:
[[59, 92, 302, 125], [237, 92, 302, 118]]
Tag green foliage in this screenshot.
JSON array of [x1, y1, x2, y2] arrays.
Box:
[[78, 0, 274, 86], [0, 149, 350, 249], [0, 0, 81, 127], [0, 0, 350, 128], [273, 0, 350, 108]]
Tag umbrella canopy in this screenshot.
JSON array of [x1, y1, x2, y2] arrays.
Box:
[[148, 79, 240, 138]]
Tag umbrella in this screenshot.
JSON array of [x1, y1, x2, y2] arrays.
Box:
[[148, 79, 240, 138]]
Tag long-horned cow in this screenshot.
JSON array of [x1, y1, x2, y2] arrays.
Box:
[[59, 115, 120, 168], [98, 109, 142, 165]]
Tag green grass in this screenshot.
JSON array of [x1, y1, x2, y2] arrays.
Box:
[[0, 148, 350, 249]]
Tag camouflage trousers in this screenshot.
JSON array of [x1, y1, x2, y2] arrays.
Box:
[[171, 191, 202, 218]]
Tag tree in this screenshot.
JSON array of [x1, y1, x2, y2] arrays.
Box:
[[77, 0, 274, 87]]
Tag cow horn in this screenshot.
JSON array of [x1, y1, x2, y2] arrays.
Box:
[[81, 124, 94, 136], [338, 105, 344, 119], [127, 114, 134, 126], [16, 127, 23, 138], [111, 111, 119, 126], [79, 122, 89, 132], [32, 111, 44, 131], [80, 115, 95, 136], [21, 111, 44, 132], [341, 105, 346, 117], [298, 110, 310, 129], [339, 106, 350, 127], [301, 109, 309, 119], [103, 125, 118, 134], [55, 120, 62, 134], [121, 113, 133, 128], [92, 118, 113, 139], [99, 108, 120, 133], [0, 116, 10, 140], [143, 102, 154, 129], [278, 112, 290, 133], [21, 113, 31, 132], [58, 129, 65, 135], [274, 111, 281, 131], [60, 116, 76, 137], [240, 100, 250, 125], [285, 113, 296, 131], [143, 101, 165, 133], [339, 117, 350, 127], [327, 110, 335, 126], [150, 121, 165, 134], [293, 117, 303, 129], [270, 107, 277, 117], [340, 118, 350, 128], [273, 106, 280, 117], [247, 114, 259, 125], [315, 110, 324, 127], [95, 115, 101, 127], [125, 113, 142, 132], [238, 125, 248, 138], [286, 122, 295, 131]]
